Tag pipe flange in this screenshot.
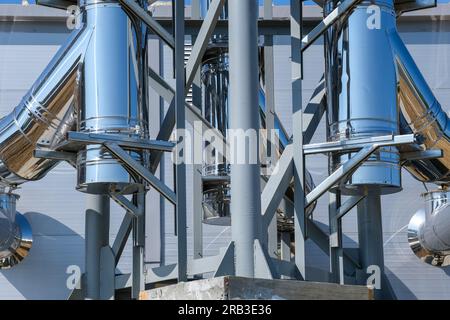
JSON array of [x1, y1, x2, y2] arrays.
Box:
[[0, 213, 33, 269]]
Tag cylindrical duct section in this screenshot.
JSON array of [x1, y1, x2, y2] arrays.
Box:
[[201, 47, 232, 225], [0, 22, 92, 187], [324, 0, 401, 195], [408, 190, 450, 267], [0, 192, 32, 269], [76, 1, 148, 195], [389, 29, 450, 184]]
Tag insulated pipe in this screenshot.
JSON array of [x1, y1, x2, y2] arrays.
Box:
[[228, 0, 261, 277]]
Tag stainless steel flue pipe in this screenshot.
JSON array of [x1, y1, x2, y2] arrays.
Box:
[[325, 0, 401, 196], [77, 0, 148, 195]]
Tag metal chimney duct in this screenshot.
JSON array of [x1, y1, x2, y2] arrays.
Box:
[[386, 11, 450, 265], [0, 192, 32, 269], [408, 190, 450, 266], [324, 0, 401, 195], [200, 41, 315, 226], [76, 0, 148, 195]]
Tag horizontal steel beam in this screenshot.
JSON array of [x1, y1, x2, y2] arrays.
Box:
[[67, 131, 174, 152], [33, 149, 76, 166], [119, 0, 175, 49], [104, 143, 177, 205], [304, 134, 404, 155], [155, 18, 319, 37], [305, 134, 416, 208], [400, 149, 443, 161]]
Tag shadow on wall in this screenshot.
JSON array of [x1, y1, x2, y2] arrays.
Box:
[[0, 212, 85, 299], [311, 220, 419, 300]]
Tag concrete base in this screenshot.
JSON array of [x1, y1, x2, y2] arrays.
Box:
[[139, 276, 373, 300]]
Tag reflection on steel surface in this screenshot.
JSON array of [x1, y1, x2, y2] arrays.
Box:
[[200, 47, 315, 226], [408, 190, 450, 267], [324, 0, 401, 195], [0, 193, 32, 269]]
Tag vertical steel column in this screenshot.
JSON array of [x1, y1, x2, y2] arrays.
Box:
[[357, 194, 385, 299], [159, 40, 166, 267], [132, 191, 145, 299], [174, 0, 188, 282], [229, 0, 261, 277], [192, 0, 204, 260], [264, 0, 278, 259], [290, 0, 306, 280], [85, 194, 110, 300], [329, 191, 344, 284]]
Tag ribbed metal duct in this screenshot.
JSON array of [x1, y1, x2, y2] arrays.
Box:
[[387, 17, 450, 264], [200, 47, 315, 226], [0, 0, 147, 267]]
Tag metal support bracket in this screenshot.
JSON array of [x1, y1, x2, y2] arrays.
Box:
[[305, 134, 416, 208], [104, 142, 177, 205], [301, 0, 362, 52]]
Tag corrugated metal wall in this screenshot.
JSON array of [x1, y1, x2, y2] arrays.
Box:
[[0, 4, 449, 299]]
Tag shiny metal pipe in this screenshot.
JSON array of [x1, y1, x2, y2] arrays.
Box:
[[0, 192, 32, 269], [389, 29, 450, 184], [200, 48, 315, 226], [0, 23, 93, 187], [76, 2, 148, 195], [324, 0, 401, 195], [408, 190, 450, 267]]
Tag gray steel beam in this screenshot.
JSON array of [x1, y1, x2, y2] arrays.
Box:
[[302, 76, 326, 144], [112, 214, 133, 266], [357, 194, 390, 299], [174, 0, 188, 282], [85, 194, 110, 300], [261, 144, 294, 225], [33, 149, 76, 166], [191, 0, 203, 260], [329, 191, 344, 284], [304, 134, 405, 155], [301, 0, 362, 52], [400, 149, 443, 161], [306, 218, 359, 272], [67, 131, 174, 152], [305, 134, 416, 208], [104, 143, 177, 205], [185, 0, 225, 86], [132, 192, 145, 299], [291, 0, 306, 280], [229, 0, 261, 278], [263, 0, 276, 171], [119, 0, 175, 49], [336, 195, 365, 220], [110, 194, 140, 217], [150, 0, 225, 173]]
